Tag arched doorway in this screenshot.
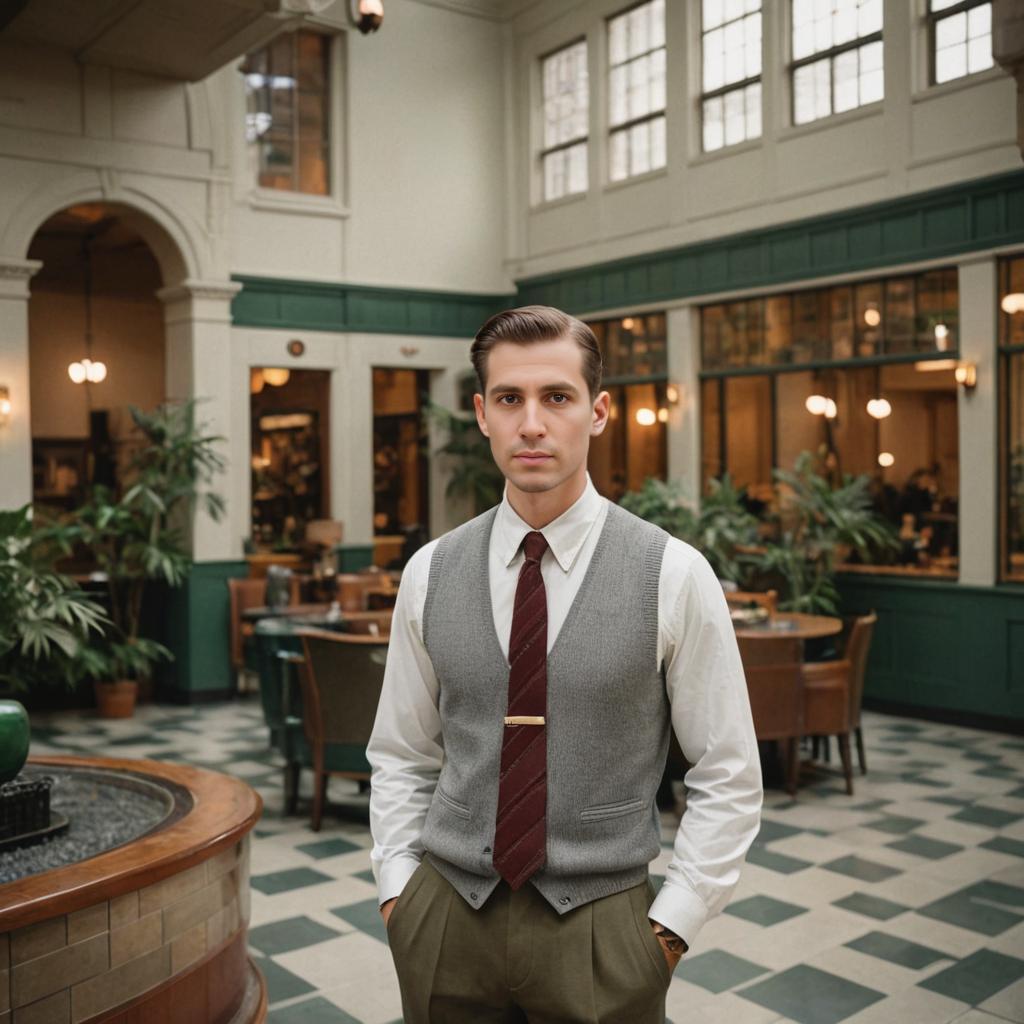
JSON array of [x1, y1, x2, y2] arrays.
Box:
[[27, 203, 167, 510]]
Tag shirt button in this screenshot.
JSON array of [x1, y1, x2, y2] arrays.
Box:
[[470, 892, 478, 901], [558, 896, 570, 905]]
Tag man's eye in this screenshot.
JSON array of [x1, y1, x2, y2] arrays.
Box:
[[497, 394, 519, 405], [549, 393, 569, 404]]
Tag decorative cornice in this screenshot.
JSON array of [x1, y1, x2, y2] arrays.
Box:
[[0, 258, 43, 282], [157, 279, 244, 304]]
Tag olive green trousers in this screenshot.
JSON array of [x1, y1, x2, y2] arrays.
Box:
[[386, 860, 672, 1023]]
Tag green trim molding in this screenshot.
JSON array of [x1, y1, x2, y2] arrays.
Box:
[[231, 276, 512, 336], [517, 169, 1024, 314], [159, 560, 248, 702], [838, 575, 1024, 728]]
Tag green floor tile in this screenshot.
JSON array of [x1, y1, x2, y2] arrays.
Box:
[[864, 816, 926, 835], [1007, 785, 1024, 800], [919, 949, 1024, 1006], [267, 996, 362, 1023], [925, 796, 975, 807], [884, 724, 926, 734], [747, 844, 813, 874], [973, 766, 1022, 780], [886, 835, 963, 859], [330, 898, 387, 943], [963, 751, 1003, 763], [676, 949, 771, 993], [821, 855, 902, 883], [951, 805, 1022, 829], [249, 916, 342, 956], [756, 819, 804, 844], [251, 867, 336, 896], [917, 888, 1024, 936], [962, 880, 1024, 907], [845, 930, 951, 969], [725, 895, 808, 926], [738, 964, 885, 1024], [849, 799, 892, 811], [352, 868, 376, 884], [832, 892, 909, 921], [296, 837, 361, 860], [253, 956, 316, 1004], [980, 836, 1024, 858]]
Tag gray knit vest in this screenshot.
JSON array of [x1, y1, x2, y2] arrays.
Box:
[[420, 501, 670, 916]]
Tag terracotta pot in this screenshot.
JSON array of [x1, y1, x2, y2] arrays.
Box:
[[94, 680, 138, 719]]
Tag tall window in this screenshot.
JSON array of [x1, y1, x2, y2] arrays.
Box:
[[243, 31, 331, 195], [608, 0, 667, 182], [541, 40, 590, 202], [999, 256, 1024, 582], [930, 1, 993, 85], [702, 0, 762, 152], [791, 0, 883, 126], [587, 312, 668, 501]]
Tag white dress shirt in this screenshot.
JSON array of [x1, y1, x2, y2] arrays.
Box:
[[367, 475, 762, 947]]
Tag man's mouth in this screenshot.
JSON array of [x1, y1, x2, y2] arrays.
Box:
[[513, 452, 553, 463]]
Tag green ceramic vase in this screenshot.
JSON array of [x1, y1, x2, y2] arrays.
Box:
[[0, 699, 30, 783]]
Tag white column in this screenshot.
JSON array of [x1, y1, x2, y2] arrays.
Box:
[[157, 279, 242, 562], [667, 304, 702, 505], [957, 255, 999, 587], [0, 258, 41, 509]]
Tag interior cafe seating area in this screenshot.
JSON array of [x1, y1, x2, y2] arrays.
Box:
[[2, 1, 1024, 1023]]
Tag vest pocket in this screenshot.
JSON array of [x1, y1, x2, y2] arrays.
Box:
[[580, 797, 644, 823], [437, 785, 472, 819]]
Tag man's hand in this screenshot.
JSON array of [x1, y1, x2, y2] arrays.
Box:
[[649, 920, 686, 973], [380, 897, 398, 927]]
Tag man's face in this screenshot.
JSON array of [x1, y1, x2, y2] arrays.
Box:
[[473, 336, 609, 497]]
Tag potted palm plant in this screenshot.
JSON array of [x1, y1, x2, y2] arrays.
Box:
[[0, 505, 107, 772], [45, 401, 225, 717]]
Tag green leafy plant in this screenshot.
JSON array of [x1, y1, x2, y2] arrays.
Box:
[[43, 401, 226, 683], [422, 398, 503, 515], [0, 506, 107, 693]]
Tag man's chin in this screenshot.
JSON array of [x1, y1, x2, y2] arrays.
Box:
[[504, 463, 560, 494]]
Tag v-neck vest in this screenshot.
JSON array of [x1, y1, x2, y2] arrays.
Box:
[[420, 501, 670, 915]]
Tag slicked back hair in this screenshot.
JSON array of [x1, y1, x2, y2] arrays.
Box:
[[470, 305, 603, 398]]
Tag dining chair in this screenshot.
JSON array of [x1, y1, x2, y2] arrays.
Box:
[[726, 589, 779, 618], [296, 628, 389, 831], [801, 612, 877, 796], [227, 577, 267, 691], [737, 636, 804, 794]]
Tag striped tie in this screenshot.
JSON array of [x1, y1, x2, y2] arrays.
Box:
[[493, 530, 549, 890]]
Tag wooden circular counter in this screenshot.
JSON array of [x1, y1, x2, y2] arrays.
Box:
[[0, 756, 265, 1024]]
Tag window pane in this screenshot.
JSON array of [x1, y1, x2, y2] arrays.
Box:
[[834, 48, 859, 113], [702, 378, 722, 488], [724, 375, 773, 492], [610, 128, 629, 181], [792, 0, 882, 59], [1005, 353, 1024, 581], [703, 95, 725, 151], [724, 87, 746, 145], [542, 40, 589, 150], [610, 65, 628, 125], [794, 57, 831, 124], [650, 46, 667, 111], [630, 119, 651, 175], [704, 27, 725, 91], [650, 114, 667, 169], [745, 81, 762, 138], [704, 0, 725, 30]]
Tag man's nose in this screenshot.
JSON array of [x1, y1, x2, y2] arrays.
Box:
[[519, 400, 546, 438]]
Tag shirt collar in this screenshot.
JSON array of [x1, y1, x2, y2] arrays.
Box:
[[496, 475, 604, 573]]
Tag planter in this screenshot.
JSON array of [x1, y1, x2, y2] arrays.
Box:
[[93, 680, 138, 719], [0, 700, 30, 782]]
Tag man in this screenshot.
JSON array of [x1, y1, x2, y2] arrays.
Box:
[[368, 306, 762, 1023]]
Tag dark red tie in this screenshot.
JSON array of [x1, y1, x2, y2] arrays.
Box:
[[493, 530, 549, 890]]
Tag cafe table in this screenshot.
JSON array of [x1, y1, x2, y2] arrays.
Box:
[[732, 612, 842, 643]]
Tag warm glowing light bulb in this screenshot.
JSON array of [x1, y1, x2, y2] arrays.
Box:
[[262, 367, 291, 387], [934, 323, 949, 350], [0, 398, 10, 417], [878, 452, 895, 468], [657, 407, 668, 423], [863, 305, 881, 327], [68, 362, 87, 384], [621, 317, 635, 331], [1002, 292, 1024, 315], [866, 398, 892, 419], [805, 394, 828, 416], [824, 398, 837, 419], [635, 407, 657, 426], [87, 360, 107, 383], [666, 384, 679, 404]]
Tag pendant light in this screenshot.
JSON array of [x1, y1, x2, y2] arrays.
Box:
[[67, 234, 107, 386]]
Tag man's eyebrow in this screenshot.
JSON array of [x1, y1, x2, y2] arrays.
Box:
[[488, 381, 581, 396]]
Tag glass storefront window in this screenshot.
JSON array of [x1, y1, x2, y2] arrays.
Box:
[[999, 255, 1024, 582]]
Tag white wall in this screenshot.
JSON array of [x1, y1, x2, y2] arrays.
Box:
[[504, 0, 1020, 280]]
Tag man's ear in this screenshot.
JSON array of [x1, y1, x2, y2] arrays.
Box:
[[473, 392, 489, 437], [590, 390, 611, 437]]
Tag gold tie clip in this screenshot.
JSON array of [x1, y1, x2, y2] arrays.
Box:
[[504, 716, 545, 726]]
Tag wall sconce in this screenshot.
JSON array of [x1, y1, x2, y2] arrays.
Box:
[[350, 0, 383, 33], [954, 362, 977, 391], [0, 385, 10, 427]]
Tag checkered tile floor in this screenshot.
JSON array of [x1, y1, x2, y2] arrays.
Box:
[[25, 700, 1024, 1024]]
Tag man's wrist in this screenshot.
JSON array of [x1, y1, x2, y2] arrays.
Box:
[[651, 923, 688, 955]]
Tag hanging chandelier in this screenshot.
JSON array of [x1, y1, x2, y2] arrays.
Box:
[[67, 234, 107, 386]]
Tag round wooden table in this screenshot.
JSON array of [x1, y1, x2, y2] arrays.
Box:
[[732, 612, 842, 641]]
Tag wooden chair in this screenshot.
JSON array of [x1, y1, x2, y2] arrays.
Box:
[[726, 589, 779, 618], [737, 636, 804, 794], [801, 612, 877, 796], [296, 628, 389, 831], [227, 577, 267, 689]]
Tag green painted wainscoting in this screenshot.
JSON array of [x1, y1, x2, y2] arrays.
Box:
[[159, 560, 248, 703], [517, 169, 1024, 315], [838, 575, 1024, 732], [231, 275, 512, 335]]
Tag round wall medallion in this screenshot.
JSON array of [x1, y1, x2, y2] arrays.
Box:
[[287, 339, 305, 357]]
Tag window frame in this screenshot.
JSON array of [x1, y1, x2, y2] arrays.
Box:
[[606, 0, 668, 183], [926, 0, 993, 87], [700, 0, 763, 154], [538, 36, 591, 204], [997, 253, 1024, 584], [789, 0, 884, 127]]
